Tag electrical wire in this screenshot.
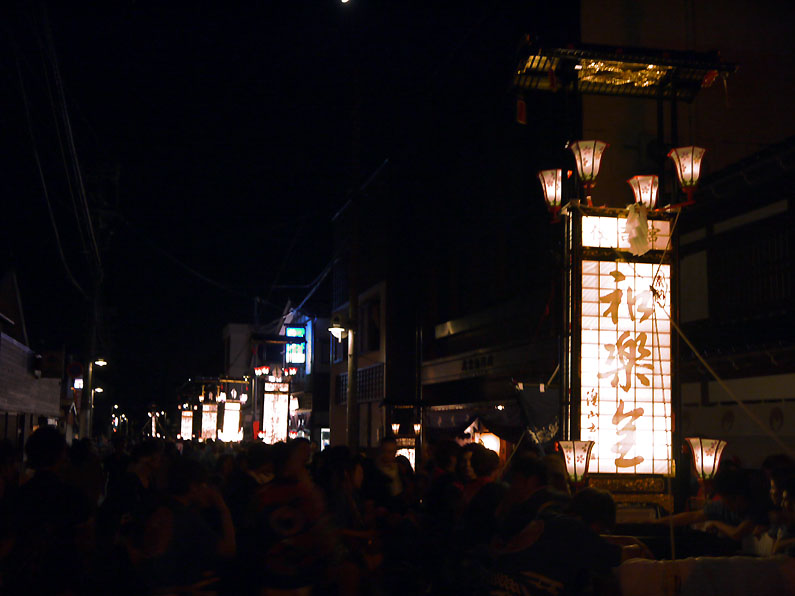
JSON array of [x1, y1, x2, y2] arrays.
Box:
[[41, 7, 103, 277], [13, 50, 90, 300], [119, 216, 255, 300]]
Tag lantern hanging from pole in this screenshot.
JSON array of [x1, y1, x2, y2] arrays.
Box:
[[686, 437, 727, 480], [570, 140, 608, 207], [627, 175, 659, 209], [668, 146, 706, 204], [558, 440, 595, 484], [538, 169, 563, 213]]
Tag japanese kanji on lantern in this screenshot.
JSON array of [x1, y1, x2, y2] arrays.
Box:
[[564, 206, 676, 476]]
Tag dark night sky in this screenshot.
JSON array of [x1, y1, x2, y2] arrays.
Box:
[[1, 1, 575, 416]]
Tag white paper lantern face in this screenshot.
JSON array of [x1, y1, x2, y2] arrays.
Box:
[[538, 169, 563, 209], [570, 141, 608, 183], [668, 146, 706, 189], [627, 175, 659, 208], [686, 437, 727, 480], [559, 440, 595, 482]]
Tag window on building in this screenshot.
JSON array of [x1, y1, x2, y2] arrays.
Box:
[[359, 297, 381, 353], [331, 334, 348, 363]]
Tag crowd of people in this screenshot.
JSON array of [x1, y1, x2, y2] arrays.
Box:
[[0, 427, 793, 595]]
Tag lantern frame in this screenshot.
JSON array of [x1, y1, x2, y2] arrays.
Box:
[[668, 146, 706, 204], [685, 436, 727, 480], [538, 169, 563, 213], [558, 440, 595, 484], [570, 140, 608, 206], [627, 175, 659, 209]]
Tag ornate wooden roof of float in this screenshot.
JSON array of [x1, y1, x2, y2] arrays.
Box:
[[514, 42, 736, 102]]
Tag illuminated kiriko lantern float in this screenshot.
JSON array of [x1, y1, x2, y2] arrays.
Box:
[[545, 141, 705, 511]]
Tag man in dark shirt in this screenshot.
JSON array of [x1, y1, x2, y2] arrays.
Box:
[[489, 487, 623, 596], [2, 426, 95, 594]]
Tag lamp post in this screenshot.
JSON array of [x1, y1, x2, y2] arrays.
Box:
[[329, 315, 358, 448], [86, 358, 108, 439]]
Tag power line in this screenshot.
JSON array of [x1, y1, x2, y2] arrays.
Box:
[[13, 49, 89, 300], [41, 6, 103, 277], [119, 215, 256, 300]]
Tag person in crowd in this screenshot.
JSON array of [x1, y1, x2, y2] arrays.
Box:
[[224, 441, 274, 528], [764, 466, 795, 543], [315, 446, 382, 594], [543, 453, 572, 496], [373, 435, 404, 506], [462, 446, 507, 535], [98, 439, 164, 546], [773, 473, 795, 556], [487, 487, 626, 596], [458, 442, 479, 487], [1, 426, 95, 594], [495, 453, 570, 537], [103, 435, 131, 498], [395, 453, 419, 508], [244, 440, 335, 594], [67, 437, 107, 508], [652, 467, 771, 544], [134, 456, 235, 592], [0, 440, 18, 573]]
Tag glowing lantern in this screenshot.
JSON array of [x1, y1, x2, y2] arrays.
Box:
[[668, 146, 705, 204], [627, 175, 659, 209], [478, 432, 501, 454], [413, 423, 421, 435], [391, 423, 400, 435], [570, 140, 608, 206], [329, 315, 349, 342], [686, 437, 727, 480], [558, 440, 595, 484], [538, 169, 563, 213]]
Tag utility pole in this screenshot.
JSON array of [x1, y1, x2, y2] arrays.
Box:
[[345, 203, 359, 448]]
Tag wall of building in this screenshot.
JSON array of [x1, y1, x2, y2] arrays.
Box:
[[223, 323, 252, 378], [580, 0, 795, 208]]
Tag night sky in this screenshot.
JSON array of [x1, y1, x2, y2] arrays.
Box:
[[2, 1, 576, 419]]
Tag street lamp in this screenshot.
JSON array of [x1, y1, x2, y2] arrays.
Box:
[[329, 315, 350, 342], [94, 358, 108, 367], [569, 140, 608, 207]]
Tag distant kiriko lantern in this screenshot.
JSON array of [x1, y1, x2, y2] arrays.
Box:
[[558, 440, 595, 485], [668, 146, 706, 204], [570, 140, 608, 207], [686, 437, 727, 480], [538, 169, 563, 214], [626, 175, 659, 209]]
